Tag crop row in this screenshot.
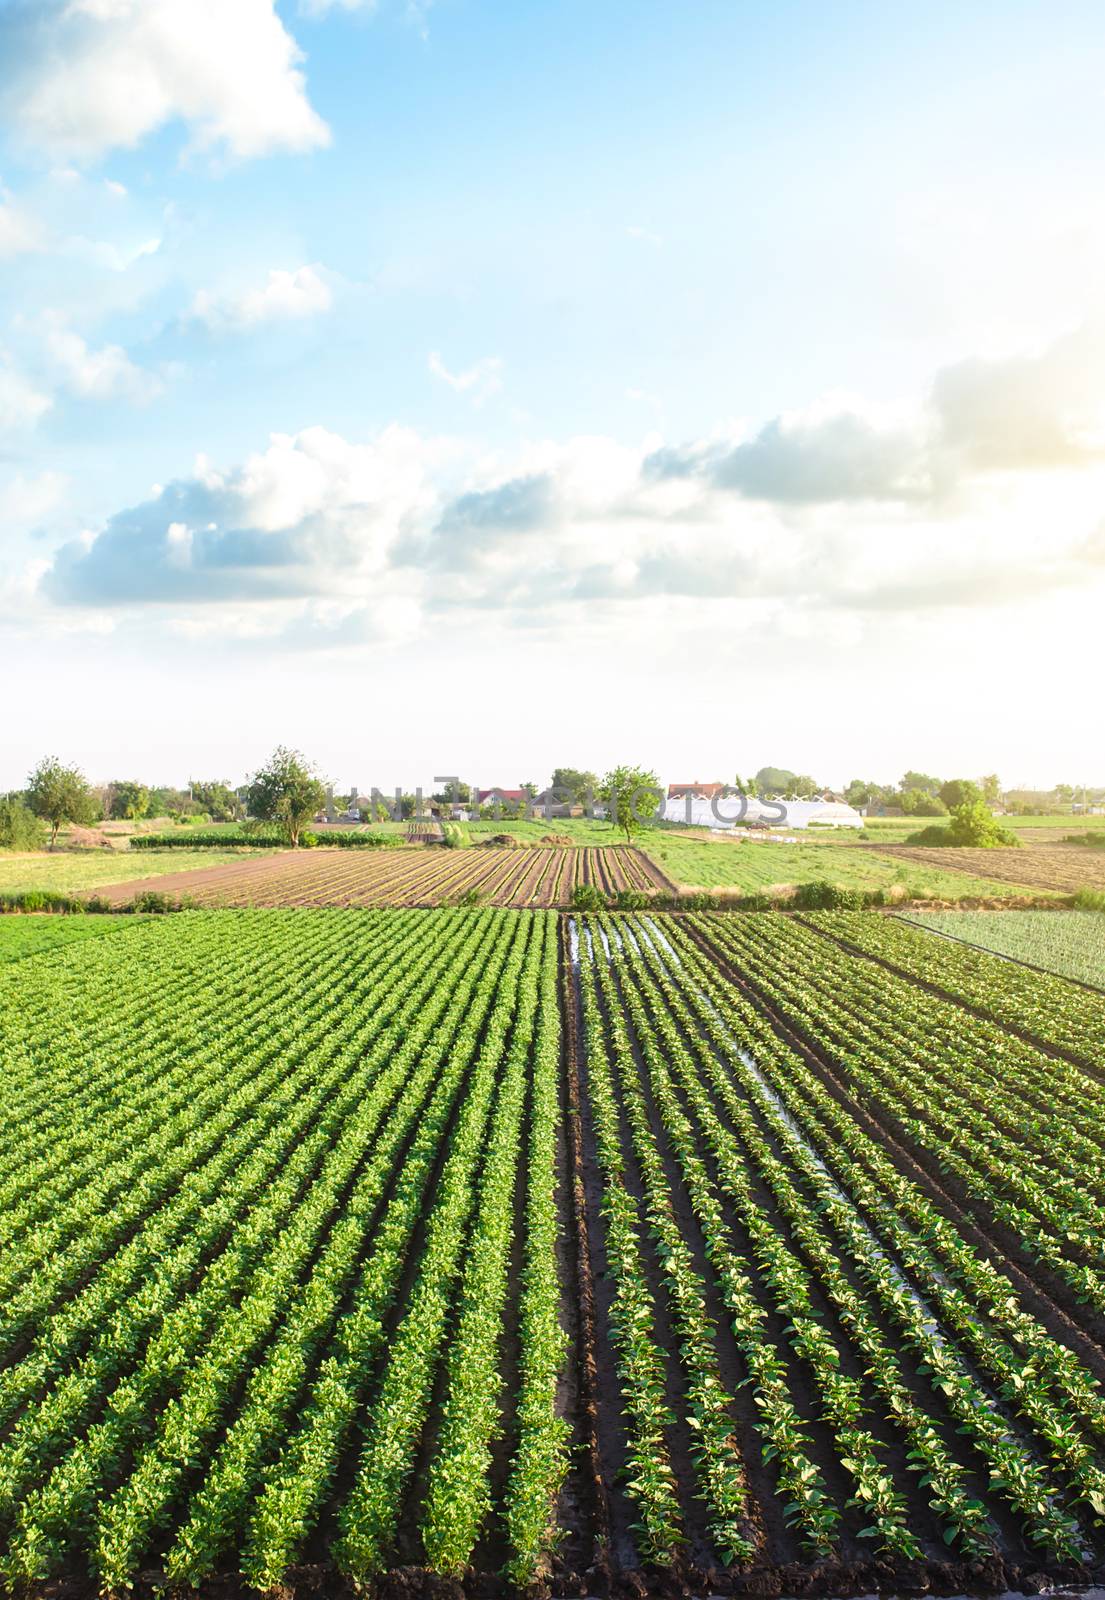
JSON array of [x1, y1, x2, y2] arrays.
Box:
[[705, 913, 1105, 1311], [573, 911, 1105, 1570], [0, 908, 567, 1588], [89, 844, 668, 909], [804, 909, 1105, 1064]]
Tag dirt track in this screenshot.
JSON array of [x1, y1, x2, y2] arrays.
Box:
[[86, 845, 674, 909], [866, 844, 1105, 895]]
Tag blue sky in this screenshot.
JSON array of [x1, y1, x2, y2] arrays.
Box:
[[1, 0, 1103, 789]]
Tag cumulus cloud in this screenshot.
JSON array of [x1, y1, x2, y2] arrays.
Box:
[[33, 324, 1105, 637], [646, 404, 929, 505], [0, 0, 330, 164], [45, 325, 162, 403], [931, 324, 1105, 471], [644, 325, 1105, 509], [191, 265, 333, 331], [428, 350, 503, 405], [42, 424, 442, 605]]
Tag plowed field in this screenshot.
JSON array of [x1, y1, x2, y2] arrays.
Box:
[[868, 843, 1104, 894], [85, 844, 673, 908]]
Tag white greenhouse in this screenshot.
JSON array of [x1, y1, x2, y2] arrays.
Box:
[[661, 793, 864, 831]]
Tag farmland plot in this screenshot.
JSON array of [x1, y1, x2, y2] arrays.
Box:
[[6, 907, 1105, 1594], [0, 909, 567, 1589], [901, 909, 1105, 990], [870, 844, 1105, 896], [803, 909, 1105, 1063], [570, 912, 1105, 1588], [84, 844, 671, 909]]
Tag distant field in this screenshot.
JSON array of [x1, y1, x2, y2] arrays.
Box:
[[872, 844, 1105, 896], [454, 817, 627, 845], [0, 851, 275, 896], [640, 836, 1043, 899], [858, 813, 1105, 845], [0, 915, 144, 963], [902, 909, 1105, 989]]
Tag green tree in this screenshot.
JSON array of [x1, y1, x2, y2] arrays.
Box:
[[900, 788, 948, 817], [0, 796, 46, 851], [245, 747, 326, 848], [791, 773, 818, 798], [26, 756, 95, 847], [190, 779, 243, 822], [754, 766, 797, 795], [108, 780, 150, 821], [981, 773, 1002, 807], [900, 769, 942, 797], [946, 798, 1020, 847], [938, 777, 982, 811], [844, 778, 895, 810], [550, 767, 597, 805], [600, 764, 662, 845]]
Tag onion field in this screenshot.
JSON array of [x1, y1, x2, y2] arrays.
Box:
[[901, 909, 1105, 990], [3, 905, 1105, 1597]]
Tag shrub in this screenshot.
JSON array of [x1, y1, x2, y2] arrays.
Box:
[[0, 890, 84, 914], [570, 883, 606, 913], [1065, 832, 1105, 849], [905, 823, 949, 845], [130, 890, 176, 913], [453, 886, 483, 907], [792, 881, 870, 910], [680, 890, 721, 912], [611, 888, 652, 911], [945, 800, 1020, 847], [0, 796, 47, 852]]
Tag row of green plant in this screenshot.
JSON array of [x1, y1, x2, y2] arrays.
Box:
[[0, 909, 567, 1587], [812, 910, 1105, 1066], [702, 912, 1105, 1317], [636, 914, 1099, 1557]]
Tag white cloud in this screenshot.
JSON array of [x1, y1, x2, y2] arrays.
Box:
[[0, 0, 330, 164], [43, 424, 448, 605], [191, 265, 333, 330], [0, 470, 67, 530], [0, 357, 52, 434], [46, 325, 162, 403], [33, 330, 1105, 647], [0, 189, 43, 256], [428, 350, 503, 405]]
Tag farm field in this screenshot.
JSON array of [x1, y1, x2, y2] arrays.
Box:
[[83, 845, 672, 909], [0, 915, 143, 965], [800, 909, 1105, 1063], [859, 814, 1105, 846], [901, 909, 1105, 989], [4, 906, 1105, 1593], [0, 850, 272, 897], [869, 844, 1105, 896], [0, 909, 567, 1590], [640, 836, 1042, 900]]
